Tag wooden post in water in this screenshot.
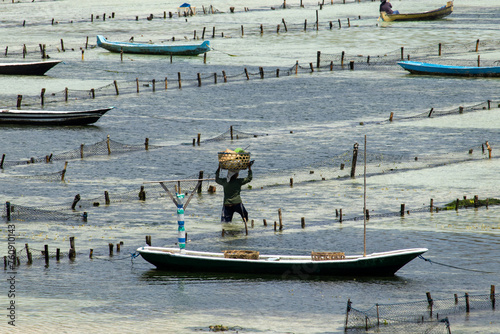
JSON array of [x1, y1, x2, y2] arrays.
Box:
[[400, 204, 405, 216], [426, 292, 433, 318], [178, 72, 182, 88], [491, 285, 496, 310], [40, 88, 45, 106], [430, 198, 434, 212], [25, 244, 32, 265], [44, 245, 49, 266], [486, 141, 492, 159], [89, 249, 93, 258], [145, 138, 149, 150], [197, 171, 204, 193], [278, 208, 283, 230], [389, 112, 394, 122], [109, 243, 113, 256], [65, 87, 69, 101], [438, 43, 442, 56], [301, 217, 305, 228], [400, 47, 404, 60], [317, 51, 321, 68], [106, 135, 111, 155], [465, 293, 470, 313], [105, 191, 110, 205], [197, 73, 202, 87], [17, 95, 22, 109], [350, 143, 358, 178], [71, 194, 81, 210], [475, 39, 480, 52], [138, 185, 146, 201], [6, 202, 11, 221], [69, 236, 76, 259]]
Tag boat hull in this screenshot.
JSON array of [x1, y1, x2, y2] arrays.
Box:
[[0, 107, 113, 125], [381, 1, 453, 22], [96, 35, 211, 56], [398, 61, 500, 77], [0, 60, 61, 75], [137, 247, 428, 277]]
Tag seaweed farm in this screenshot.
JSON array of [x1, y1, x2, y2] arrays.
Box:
[[1, 0, 500, 333]]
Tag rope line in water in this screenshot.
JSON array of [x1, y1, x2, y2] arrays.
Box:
[[419, 255, 495, 274]]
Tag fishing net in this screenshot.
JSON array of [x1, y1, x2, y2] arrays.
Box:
[[0, 136, 156, 169], [345, 292, 498, 333], [250, 141, 497, 190], [2, 36, 500, 109], [6, 245, 68, 264]]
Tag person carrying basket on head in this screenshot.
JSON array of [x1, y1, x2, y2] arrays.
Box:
[[215, 160, 253, 223]]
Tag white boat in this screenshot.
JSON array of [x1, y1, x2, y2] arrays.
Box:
[[0, 107, 114, 125]]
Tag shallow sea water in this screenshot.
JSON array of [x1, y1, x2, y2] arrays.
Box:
[[1, 0, 500, 333]]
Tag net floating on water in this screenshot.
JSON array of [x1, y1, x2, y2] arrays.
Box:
[[218, 151, 251, 170]]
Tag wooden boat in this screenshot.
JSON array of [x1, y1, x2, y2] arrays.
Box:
[[0, 107, 113, 125], [0, 60, 61, 75], [380, 1, 453, 22], [137, 247, 428, 277], [398, 61, 500, 77], [96, 35, 211, 56]]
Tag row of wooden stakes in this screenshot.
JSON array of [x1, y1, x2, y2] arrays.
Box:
[[3, 237, 128, 268]]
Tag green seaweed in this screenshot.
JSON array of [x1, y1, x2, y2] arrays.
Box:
[[441, 198, 500, 210]]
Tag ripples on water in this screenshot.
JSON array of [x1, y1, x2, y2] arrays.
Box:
[[1, 0, 500, 333]]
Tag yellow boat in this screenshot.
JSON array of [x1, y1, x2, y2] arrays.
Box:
[[380, 1, 453, 22]]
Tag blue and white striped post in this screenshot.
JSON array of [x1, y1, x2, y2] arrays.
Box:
[[176, 193, 186, 252]]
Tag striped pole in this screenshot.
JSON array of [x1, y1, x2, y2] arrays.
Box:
[[176, 193, 186, 251]]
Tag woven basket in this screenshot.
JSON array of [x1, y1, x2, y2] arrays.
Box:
[[224, 250, 259, 260], [311, 251, 345, 261], [218, 152, 251, 170]]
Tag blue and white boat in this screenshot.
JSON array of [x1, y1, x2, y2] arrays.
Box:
[[398, 61, 500, 77], [96, 35, 210, 56]]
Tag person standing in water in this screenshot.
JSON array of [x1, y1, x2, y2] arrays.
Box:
[[215, 161, 253, 223]]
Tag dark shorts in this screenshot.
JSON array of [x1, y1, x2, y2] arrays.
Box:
[[221, 203, 248, 223]]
